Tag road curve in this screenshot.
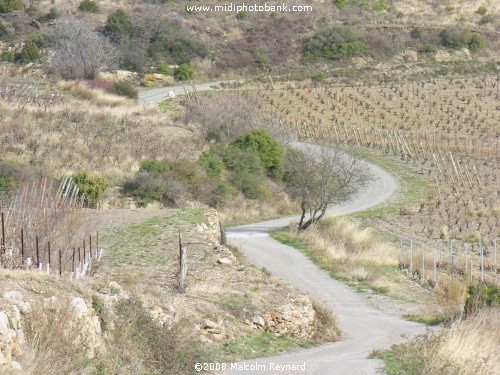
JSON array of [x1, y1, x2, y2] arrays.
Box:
[[225, 143, 427, 375], [138, 80, 242, 104]]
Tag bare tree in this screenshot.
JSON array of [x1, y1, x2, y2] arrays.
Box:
[[184, 93, 261, 143], [49, 19, 116, 79], [284, 144, 372, 230]]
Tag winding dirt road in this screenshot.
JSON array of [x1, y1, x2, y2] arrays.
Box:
[[226, 143, 428, 375], [138, 80, 241, 104]]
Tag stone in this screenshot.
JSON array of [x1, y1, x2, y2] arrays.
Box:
[[217, 257, 232, 265], [0, 312, 11, 343], [70, 297, 88, 318], [11, 361, 22, 370], [3, 291, 24, 305]]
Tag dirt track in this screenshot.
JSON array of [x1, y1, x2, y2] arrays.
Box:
[[225, 143, 428, 375]]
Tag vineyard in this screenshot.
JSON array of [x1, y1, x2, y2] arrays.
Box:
[[0, 177, 101, 278], [239, 77, 499, 283]]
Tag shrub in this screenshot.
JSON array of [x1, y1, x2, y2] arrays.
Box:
[[476, 6, 487, 15], [303, 26, 368, 61], [157, 62, 171, 75], [0, 17, 12, 38], [105, 8, 133, 42], [464, 283, 499, 316], [441, 26, 472, 49], [333, 0, 346, 8], [73, 172, 109, 207], [20, 40, 41, 63], [123, 159, 203, 207], [77, 0, 99, 13], [410, 28, 422, 39], [479, 15, 495, 25], [253, 46, 270, 70], [419, 44, 436, 53], [0, 49, 14, 62], [0, 0, 22, 13], [139, 159, 168, 177], [236, 11, 247, 20], [198, 152, 225, 178], [468, 34, 485, 52], [173, 63, 194, 80], [231, 129, 284, 178], [214, 145, 266, 199], [37, 7, 59, 23], [112, 80, 138, 99]]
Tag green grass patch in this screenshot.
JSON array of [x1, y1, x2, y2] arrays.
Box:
[[342, 146, 429, 222], [271, 227, 404, 300], [402, 314, 446, 325], [158, 98, 184, 118], [216, 331, 313, 362]]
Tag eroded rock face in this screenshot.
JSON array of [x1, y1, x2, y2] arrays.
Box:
[[250, 295, 316, 339], [0, 291, 27, 370]]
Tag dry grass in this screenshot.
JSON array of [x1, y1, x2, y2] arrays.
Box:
[[379, 308, 500, 375], [19, 298, 89, 375], [302, 217, 398, 268], [435, 308, 499, 374], [0, 80, 196, 183]]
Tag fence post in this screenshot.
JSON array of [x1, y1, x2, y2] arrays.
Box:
[[451, 251, 454, 284], [433, 246, 436, 281], [410, 239, 413, 274], [438, 239, 442, 263], [47, 241, 51, 269], [20, 228, 24, 264], [1, 212, 5, 249], [36, 235, 40, 268], [495, 238, 497, 274], [464, 243, 467, 273], [421, 242, 425, 280], [480, 239, 483, 282], [470, 261, 473, 284], [59, 249, 62, 276], [400, 235, 403, 262]]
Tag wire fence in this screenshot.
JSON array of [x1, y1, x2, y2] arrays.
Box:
[[399, 235, 498, 285]]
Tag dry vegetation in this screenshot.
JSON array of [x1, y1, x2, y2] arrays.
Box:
[[0, 79, 196, 182]]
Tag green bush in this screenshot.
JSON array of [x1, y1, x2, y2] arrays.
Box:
[[231, 129, 283, 178], [236, 11, 247, 20], [124, 158, 206, 207], [468, 34, 485, 52], [479, 15, 495, 25], [173, 63, 194, 80], [303, 26, 368, 61], [0, 0, 22, 13], [37, 7, 59, 23], [419, 44, 436, 53], [464, 283, 499, 316], [476, 6, 487, 15], [0, 49, 14, 62], [253, 47, 270, 70], [198, 152, 225, 178], [78, 0, 99, 13], [112, 80, 138, 99], [157, 62, 171, 75], [441, 26, 471, 49], [441, 26, 486, 52], [333, 0, 346, 8], [73, 172, 109, 207], [105, 8, 133, 41], [20, 40, 41, 63], [0, 17, 12, 39]]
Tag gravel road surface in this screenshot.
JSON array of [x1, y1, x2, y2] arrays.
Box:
[[225, 143, 428, 375]]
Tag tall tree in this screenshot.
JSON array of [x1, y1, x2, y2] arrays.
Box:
[[284, 144, 371, 230]]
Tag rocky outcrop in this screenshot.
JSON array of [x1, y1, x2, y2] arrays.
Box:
[[249, 295, 316, 339], [0, 291, 27, 370]]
